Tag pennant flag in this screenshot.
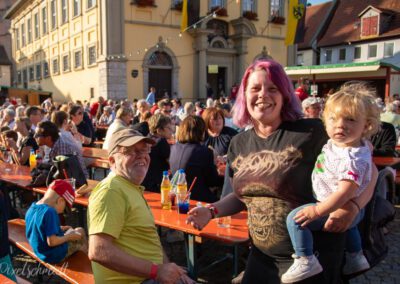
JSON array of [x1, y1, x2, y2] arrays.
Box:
[[180, 0, 188, 32], [285, 0, 307, 46]]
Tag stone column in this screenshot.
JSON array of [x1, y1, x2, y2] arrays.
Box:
[[189, 29, 211, 100], [98, 0, 127, 101]]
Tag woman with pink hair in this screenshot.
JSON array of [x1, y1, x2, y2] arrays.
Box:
[[187, 60, 377, 283]]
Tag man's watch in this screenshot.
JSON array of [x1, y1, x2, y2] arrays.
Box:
[[205, 204, 219, 219]]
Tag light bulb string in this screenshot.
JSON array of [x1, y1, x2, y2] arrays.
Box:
[[123, 0, 240, 61]]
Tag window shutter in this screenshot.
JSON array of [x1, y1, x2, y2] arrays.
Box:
[[362, 17, 370, 37], [370, 16, 378, 35]]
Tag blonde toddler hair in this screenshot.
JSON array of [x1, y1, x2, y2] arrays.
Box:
[[322, 81, 380, 138]]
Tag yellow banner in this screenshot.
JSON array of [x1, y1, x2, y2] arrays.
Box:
[[180, 0, 188, 32], [285, 0, 305, 46]]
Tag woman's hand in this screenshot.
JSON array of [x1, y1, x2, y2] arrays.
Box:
[[186, 207, 212, 230], [294, 205, 319, 227], [323, 202, 357, 232]]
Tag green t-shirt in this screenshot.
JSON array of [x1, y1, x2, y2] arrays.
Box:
[[87, 173, 163, 283]]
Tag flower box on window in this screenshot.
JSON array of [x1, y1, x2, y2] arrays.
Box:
[[171, 1, 183, 11], [131, 0, 155, 7], [210, 6, 228, 17], [243, 10, 258, 21], [269, 15, 285, 24]]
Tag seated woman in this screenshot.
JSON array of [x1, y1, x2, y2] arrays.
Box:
[[170, 116, 223, 203], [131, 111, 152, 136], [69, 105, 93, 147], [6, 117, 38, 166], [202, 107, 237, 156], [142, 114, 173, 192], [51, 111, 82, 149]]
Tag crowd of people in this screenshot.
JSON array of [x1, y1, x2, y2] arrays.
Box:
[[0, 58, 396, 283]]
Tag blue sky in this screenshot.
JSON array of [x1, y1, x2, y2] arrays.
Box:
[[307, 0, 331, 5]]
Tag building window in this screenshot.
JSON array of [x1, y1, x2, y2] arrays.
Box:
[[22, 69, 28, 88], [36, 64, 42, 80], [242, 0, 256, 12], [16, 28, 20, 49], [325, 49, 332, 62], [297, 53, 303, 66], [61, 0, 68, 24], [42, 6, 48, 34], [87, 0, 96, 9], [339, 48, 346, 61], [29, 66, 34, 81], [270, 0, 284, 17], [88, 46, 96, 65], [27, 18, 32, 43], [361, 16, 378, 37], [384, 42, 394, 57], [73, 0, 80, 17], [51, 0, 57, 30], [368, 45, 377, 58], [63, 54, 70, 72], [17, 71, 22, 84], [52, 57, 59, 74], [354, 46, 361, 59], [74, 50, 82, 68], [21, 23, 25, 46], [34, 13, 40, 39], [43, 61, 49, 77]]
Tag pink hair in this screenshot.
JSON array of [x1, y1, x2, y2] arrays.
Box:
[[232, 59, 303, 128]]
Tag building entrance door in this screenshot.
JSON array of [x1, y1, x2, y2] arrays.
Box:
[[149, 68, 172, 100], [207, 66, 226, 99]]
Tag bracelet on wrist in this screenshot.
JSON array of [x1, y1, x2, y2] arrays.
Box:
[[349, 199, 361, 213], [205, 204, 219, 219], [149, 263, 158, 279]]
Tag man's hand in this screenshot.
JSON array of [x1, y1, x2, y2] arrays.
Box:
[[156, 263, 186, 284], [323, 202, 357, 232], [293, 205, 319, 227]]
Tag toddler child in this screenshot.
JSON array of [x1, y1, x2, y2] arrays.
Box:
[[281, 83, 380, 283]]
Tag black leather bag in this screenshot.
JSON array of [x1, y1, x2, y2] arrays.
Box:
[[46, 155, 87, 187], [29, 163, 52, 187]]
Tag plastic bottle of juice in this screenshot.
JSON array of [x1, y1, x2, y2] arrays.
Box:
[[29, 149, 37, 170], [160, 171, 172, 210], [176, 169, 187, 194]]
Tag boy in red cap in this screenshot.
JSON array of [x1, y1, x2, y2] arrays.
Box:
[[25, 179, 87, 264]]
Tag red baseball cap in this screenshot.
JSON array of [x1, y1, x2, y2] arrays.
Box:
[[48, 179, 75, 208]]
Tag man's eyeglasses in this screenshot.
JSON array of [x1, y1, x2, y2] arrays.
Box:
[[163, 110, 172, 113]]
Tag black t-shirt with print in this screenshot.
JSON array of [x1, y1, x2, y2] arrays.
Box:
[[227, 119, 328, 258]]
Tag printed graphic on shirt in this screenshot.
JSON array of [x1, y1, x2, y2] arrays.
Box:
[[232, 146, 302, 253]]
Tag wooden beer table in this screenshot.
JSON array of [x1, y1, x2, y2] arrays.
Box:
[[0, 161, 249, 279]]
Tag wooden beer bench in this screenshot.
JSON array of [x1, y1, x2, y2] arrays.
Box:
[[7, 219, 94, 284]]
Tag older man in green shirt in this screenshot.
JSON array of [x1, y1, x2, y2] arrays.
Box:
[[88, 128, 193, 284]]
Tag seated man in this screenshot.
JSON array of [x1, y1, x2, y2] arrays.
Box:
[[88, 128, 194, 283], [34, 121, 88, 178], [25, 180, 87, 264]]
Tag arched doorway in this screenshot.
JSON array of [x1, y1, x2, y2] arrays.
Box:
[[147, 51, 172, 100]]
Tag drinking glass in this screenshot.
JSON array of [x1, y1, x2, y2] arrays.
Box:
[[177, 192, 190, 214]]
